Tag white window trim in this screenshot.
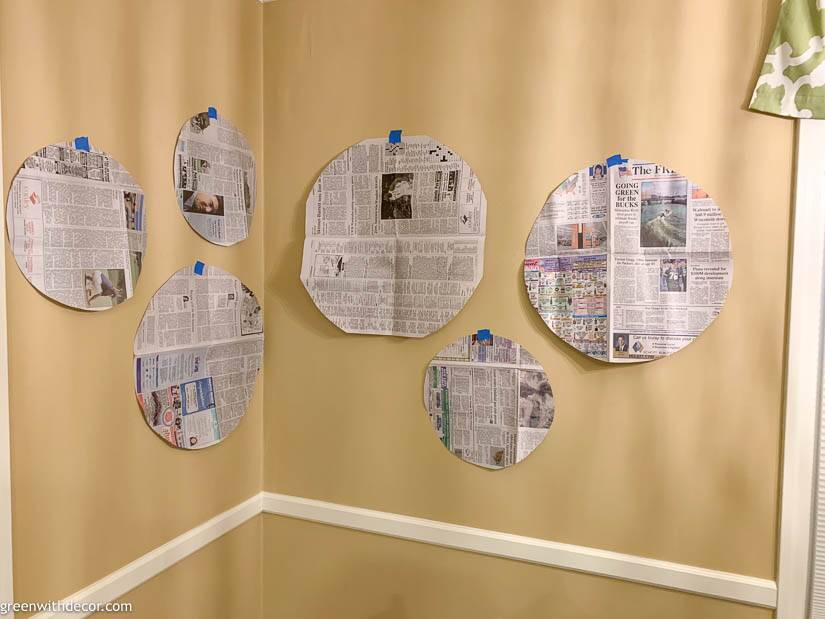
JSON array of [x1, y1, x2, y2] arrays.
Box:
[[777, 118, 825, 619]]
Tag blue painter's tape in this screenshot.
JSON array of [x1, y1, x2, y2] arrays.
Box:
[[388, 129, 402, 143], [194, 261, 205, 275], [74, 136, 90, 151], [606, 153, 627, 167], [476, 329, 492, 342]]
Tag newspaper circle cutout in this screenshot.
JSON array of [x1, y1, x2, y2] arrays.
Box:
[[173, 111, 256, 246], [5, 139, 146, 310], [523, 157, 733, 363], [424, 332, 555, 469], [301, 134, 487, 337], [133, 263, 263, 450]]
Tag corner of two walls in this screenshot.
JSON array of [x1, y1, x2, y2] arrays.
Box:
[[0, 0, 795, 617], [259, 1, 789, 618], [1, 0, 264, 615]]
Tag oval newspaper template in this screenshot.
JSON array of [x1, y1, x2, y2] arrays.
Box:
[[133, 263, 263, 450], [301, 135, 487, 337], [6, 139, 146, 310], [523, 157, 733, 363], [424, 332, 555, 470], [173, 110, 256, 246]]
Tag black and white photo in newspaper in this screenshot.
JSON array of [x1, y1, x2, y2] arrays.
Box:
[[301, 135, 487, 337]]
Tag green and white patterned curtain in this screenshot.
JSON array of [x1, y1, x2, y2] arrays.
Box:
[[751, 0, 825, 118]]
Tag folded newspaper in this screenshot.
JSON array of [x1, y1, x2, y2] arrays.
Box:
[[301, 135, 487, 337], [524, 156, 733, 363], [133, 263, 263, 449], [424, 332, 555, 469], [174, 110, 256, 246], [6, 139, 146, 310]]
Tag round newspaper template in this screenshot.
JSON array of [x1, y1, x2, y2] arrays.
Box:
[[133, 263, 263, 450], [173, 111, 256, 246], [424, 332, 555, 469], [523, 157, 733, 363], [301, 135, 487, 337], [6, 139, 146, 310]]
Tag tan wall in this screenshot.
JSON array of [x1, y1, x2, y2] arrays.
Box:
[[263, 515, 773, 619], [0, 0, 263, 611], [109, 516, 262, 619], [0, 0, 794, 615], [262, 0, 791, 583]]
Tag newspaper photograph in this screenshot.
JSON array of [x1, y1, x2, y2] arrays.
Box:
[[524, 157, 733, 363], [424, 332, 555, 469], [174, 110, 256, 246], [6, 140, 146, 311], [133, 263, 263, 449], [301, 135, 487, 337]]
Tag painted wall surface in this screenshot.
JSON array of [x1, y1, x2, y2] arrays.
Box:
[[109, 517, 262, 619], [263, 515, 773, 619], [0, 0, 796, 615], [262, 0, 791, 582], [0, 0, 263, 611]]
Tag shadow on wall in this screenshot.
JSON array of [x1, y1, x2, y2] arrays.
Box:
[[266, 164, 347, 340]]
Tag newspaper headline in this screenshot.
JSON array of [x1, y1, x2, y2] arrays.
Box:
[[524, 158, 732, 363]]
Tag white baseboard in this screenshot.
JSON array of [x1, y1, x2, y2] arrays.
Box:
[[32, 494, 262, 619], [261, 492, 777, 609], [34, 492, 777, 617]]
